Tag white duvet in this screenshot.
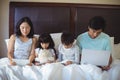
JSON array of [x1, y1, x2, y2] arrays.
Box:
[[0, 58, 120, 80]]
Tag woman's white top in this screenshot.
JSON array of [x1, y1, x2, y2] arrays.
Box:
[[35, 48, 55, 63], [58, 44, 80, 64], [14, 37, 32, 59]]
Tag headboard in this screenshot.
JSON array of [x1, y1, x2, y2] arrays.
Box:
[[9, 2, 120, 44]]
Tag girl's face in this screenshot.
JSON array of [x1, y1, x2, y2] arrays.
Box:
[[41, 43, 49, 49], [20, 22, 31, 37]]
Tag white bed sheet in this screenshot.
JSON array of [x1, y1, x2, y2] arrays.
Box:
[[0, 58, 120, 80]]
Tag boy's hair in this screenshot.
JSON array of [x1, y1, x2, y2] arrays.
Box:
[[15, 17, 34, 38], [88, 16, 106, 31], [61, 32, 75, 45]]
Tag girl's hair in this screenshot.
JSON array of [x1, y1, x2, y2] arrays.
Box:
[[15, 17, 34, 38], [61, 32, 75, 45], [37, 33, 57, 59], [37, 33, 55, 49]]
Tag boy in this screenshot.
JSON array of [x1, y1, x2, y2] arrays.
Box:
[[58, 32, 80, 65]]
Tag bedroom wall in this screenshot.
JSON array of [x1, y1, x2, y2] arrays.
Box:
[[0, 0, 120, 58], [0, 0, 9, 58]]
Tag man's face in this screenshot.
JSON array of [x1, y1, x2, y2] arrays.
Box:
[[88, 27, 102, 39]]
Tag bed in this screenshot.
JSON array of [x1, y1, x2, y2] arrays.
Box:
[[1, 2, 120, 80]]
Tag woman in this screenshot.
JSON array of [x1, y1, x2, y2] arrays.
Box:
[[8, 17, 37, 66]]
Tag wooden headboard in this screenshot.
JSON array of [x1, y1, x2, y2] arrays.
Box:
[[9, 2, 120, 44]]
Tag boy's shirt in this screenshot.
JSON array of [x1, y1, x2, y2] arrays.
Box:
[[58, 44, 80, 64]]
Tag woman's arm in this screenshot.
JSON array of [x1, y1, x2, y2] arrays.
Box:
[[28, 37, 37, 65], [7, 34, 16, 65]]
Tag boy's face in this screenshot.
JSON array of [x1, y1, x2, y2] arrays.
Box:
[[63, 43, 73, 49], [88, 27, 102, 39]]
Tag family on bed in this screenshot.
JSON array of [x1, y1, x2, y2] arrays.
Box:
[[7, 16, 115, 71]]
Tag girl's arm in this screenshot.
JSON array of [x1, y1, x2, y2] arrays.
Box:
[[28, 37, 37, 65], [7, 34, 16, 65]]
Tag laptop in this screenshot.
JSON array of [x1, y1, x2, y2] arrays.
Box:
[[81, 49, 110, 66]]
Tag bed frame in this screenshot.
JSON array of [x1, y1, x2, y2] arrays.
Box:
[[9, 2, 120, 44]]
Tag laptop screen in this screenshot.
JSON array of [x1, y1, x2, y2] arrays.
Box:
[[81, 49, 110, 66]]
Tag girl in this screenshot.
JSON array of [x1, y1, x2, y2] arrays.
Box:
[[35, 33, 57, 65], [8, 17, 37, 66]]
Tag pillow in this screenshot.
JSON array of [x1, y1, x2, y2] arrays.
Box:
[[110, 37, 115, 59], [50, 33, 62, 50], [110, 37, 120, 60], [5, 39, 9, 49], [34, 34, 40, 40], [114, 43, 120, 60]]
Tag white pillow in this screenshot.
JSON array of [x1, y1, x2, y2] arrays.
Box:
[[5, 39, 9, 49], [110, 37, 115, 59], [34, 34, 40, 40], [110, 37, 120, 60], [114, 43, 120, 60], [50, 33, 62, 50]]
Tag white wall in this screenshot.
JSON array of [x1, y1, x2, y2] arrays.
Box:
[[0, 0, 120, 58], [0, 0, 9, 57]]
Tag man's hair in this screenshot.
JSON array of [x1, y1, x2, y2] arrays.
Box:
[[88, 16, 106, 31]]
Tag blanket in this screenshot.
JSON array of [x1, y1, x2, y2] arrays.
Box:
[[0, 58, 120, 80]]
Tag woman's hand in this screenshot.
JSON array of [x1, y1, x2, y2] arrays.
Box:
[[10, 61, 16, 65]]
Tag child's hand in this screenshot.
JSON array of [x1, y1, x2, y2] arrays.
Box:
[[34, 62, 41, 66], [46, 60, 54, 63], [65, 61, 73, 66], [27, 63, 33, 66], [101, 66, 110, 71]]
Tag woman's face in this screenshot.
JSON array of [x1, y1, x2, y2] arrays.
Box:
[[20, 22, 31, 37], [88, 27, 102, 39], [41, 43, 49, 49]]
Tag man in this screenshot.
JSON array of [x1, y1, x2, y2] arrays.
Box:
[[76, 16, 112, 70]]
